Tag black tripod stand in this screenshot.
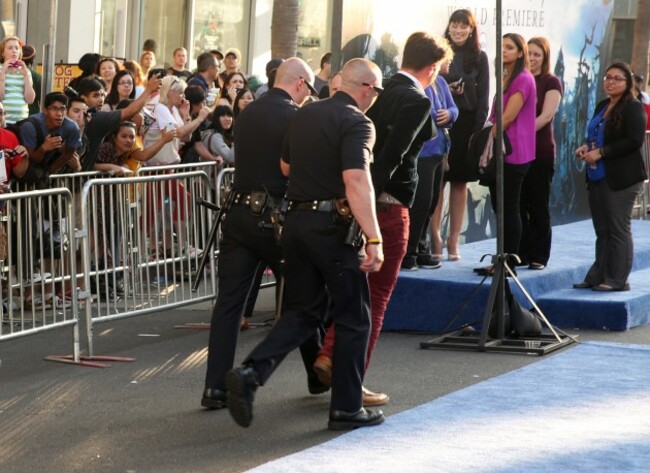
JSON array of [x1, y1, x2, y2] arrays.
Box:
[[420, 252, 578, 355], [191, 196, 225, 293]]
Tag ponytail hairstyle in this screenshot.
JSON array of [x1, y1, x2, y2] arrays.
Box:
[[503, 33, 529, 93]]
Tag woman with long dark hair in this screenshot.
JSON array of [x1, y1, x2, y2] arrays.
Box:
[[573, 62, 647, 291], [217, 71, 248, 107], [233, 88, 255, 118], [102, 70, 136, 111], [518, 37, 563, 270], [432, 9, 490, 261], [202, 105, 234, 164], [475, 33, 536, 276]]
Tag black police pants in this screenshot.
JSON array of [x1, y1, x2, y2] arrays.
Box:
[[245, 211, 370, 413], [204, 205, 321, 391]]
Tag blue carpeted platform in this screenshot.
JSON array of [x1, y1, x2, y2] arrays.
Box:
[[248, 342, 650, 472], [383, 220, 650, 332]]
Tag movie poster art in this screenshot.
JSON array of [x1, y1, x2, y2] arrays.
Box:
[[342, 0, 616, 243]]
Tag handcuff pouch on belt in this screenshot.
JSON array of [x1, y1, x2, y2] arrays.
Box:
[[248, 191, 268, 215], [333, 198, 353, 224]]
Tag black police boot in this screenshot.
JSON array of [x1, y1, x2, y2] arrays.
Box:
[[225, 366, 259, 427]]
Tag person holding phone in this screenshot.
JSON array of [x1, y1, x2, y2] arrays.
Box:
[[217, 72, 248, 107], [0, 36, 36, 124]]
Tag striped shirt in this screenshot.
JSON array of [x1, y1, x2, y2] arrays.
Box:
[[3, 73, 29, 124]]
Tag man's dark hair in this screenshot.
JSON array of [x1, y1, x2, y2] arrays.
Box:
[[320, 52, 332, 69], [401, 32, 447, 71], [68, 96, 87, 109], [196, 52, 217, 73], [78, 52, 102, 75], [44, 92, 68, 109], [77, 77, 105, 97], [185, 85, 206, 105], [143, 38, 157, 53], [147, 67, 168, 80]]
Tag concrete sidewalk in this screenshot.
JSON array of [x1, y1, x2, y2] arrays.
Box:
[[1, 289, 649, 473]]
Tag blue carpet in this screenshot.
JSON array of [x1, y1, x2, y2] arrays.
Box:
[[384, 220, 650, 331], [248, 342, 650, 473]]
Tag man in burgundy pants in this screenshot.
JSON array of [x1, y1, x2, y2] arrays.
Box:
[[314, 32, 450, 405]]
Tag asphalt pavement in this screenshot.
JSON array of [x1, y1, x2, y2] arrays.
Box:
[[1, 287, 649, 473]]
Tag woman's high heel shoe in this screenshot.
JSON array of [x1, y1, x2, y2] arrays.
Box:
[[446, 238, 461, 261]]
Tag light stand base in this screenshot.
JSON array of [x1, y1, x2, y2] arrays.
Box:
[[420, 331, 577, 356], [421, 253, 579, 357]]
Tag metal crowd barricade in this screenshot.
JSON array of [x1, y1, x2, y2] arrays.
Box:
[[216, 166, 235, 205], [0, 186, 81, 363], [79, 170, 217, 358], [136, 161, 220, 194]]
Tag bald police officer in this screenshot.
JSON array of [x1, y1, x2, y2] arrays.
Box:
[[201, 58, 326, 409], [225, 59, 386, 431]]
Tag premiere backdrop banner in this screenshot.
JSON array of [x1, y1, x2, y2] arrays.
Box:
[[342, 0, 616, 243]]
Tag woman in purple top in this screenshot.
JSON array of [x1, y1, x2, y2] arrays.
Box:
[[519, 37, 563, 270], [476, 33, 536, 275]]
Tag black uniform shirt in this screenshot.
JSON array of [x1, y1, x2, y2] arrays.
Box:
[[283, 91, 375, 201], [233, 88, 297, 197]]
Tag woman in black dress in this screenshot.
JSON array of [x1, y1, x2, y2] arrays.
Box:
[[431, 9, 489, 261]]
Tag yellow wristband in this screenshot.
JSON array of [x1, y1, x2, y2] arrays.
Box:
[[366, 238, 382, 245]]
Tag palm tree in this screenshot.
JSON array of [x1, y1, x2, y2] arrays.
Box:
[[632, 0, 650, 82], [271, 0, 299, 59]]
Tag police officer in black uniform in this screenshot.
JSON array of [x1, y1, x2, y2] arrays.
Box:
[[225, 58, 386, 431], [202, 57, 325, 409]]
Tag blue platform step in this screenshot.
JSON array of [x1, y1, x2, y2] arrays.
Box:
[[383, 219, 650, 332]]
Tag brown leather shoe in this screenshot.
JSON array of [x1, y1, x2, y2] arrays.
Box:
[[313, 355, 332, 386], [362, 386, 390, 407]]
